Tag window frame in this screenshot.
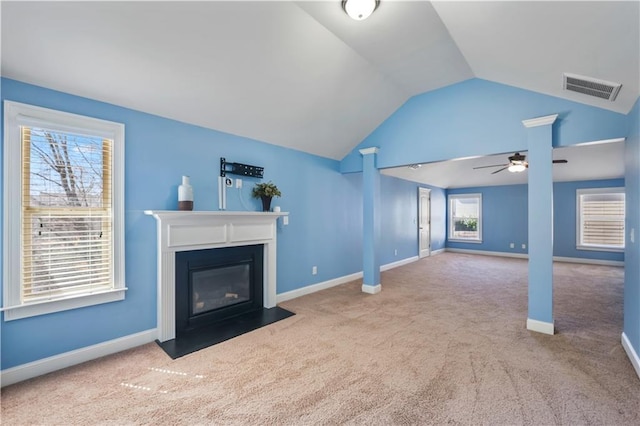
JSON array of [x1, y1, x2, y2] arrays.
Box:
[[448, 193, 483, 243], [576, 187, 625, 253], [3, 101, 126, 321]]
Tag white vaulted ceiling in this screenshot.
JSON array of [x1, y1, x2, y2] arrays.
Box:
[[2, 1, 639, 167]]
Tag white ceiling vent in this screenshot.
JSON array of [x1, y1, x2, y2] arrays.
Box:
[[563, 73, 622, 101]]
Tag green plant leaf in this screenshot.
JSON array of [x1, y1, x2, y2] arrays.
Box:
[[251, 181, 281, 198]]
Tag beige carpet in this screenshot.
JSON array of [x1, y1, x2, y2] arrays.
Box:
[[2, 253, 639, 425]]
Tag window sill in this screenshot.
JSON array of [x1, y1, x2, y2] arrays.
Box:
[[2, 288, 127, 321]]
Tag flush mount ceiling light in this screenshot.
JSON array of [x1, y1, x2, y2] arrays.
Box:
[[342, 0, 379, 21]]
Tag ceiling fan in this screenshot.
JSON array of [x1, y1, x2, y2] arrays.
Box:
[[473, 152, 568, 174]]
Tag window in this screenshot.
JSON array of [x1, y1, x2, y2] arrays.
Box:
[[577, 188, 625, 252], [3, 101, 125, 320], [448, 194, 482, 242]]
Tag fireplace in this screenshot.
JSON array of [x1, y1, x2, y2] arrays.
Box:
[[144, 210, 286, 342], [175, 245, 263, 336]]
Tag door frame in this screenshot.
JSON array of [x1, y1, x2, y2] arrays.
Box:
[[418, 187, 431, 258]]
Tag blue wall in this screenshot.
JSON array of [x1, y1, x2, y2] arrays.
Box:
[[0, 78, 429, 370], [447, 185, 529, 254], [342, 79, 629, 173], [379, 179, 446, 265], [447, 179, 625, 262], [624, 98, 640, 359]]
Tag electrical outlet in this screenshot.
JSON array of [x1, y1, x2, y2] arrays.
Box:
[[509, 243, 514, 249], [235, 178, 242, 189], [312, 266, 317, 275], [394, 249, 398, 256], [283, 216, 289, 225], [522, 244, 526, 249]]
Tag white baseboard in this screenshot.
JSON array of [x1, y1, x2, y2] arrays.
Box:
[[430, 248, 445, 256], [446, 248, 528, 259], [276, 271, 363, 303], [276, 256, 420, 304], [1, 329, 157, 387], [527, 318, 555, 335], [445, 248, 623, 266], [362, 284, 381, 294], [552, 256, 624, 267], [622, 332, 640, 381], [381, 256, 419, 271]]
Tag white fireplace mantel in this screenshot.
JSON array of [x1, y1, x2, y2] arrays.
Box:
[[145, 210, 288, 342]]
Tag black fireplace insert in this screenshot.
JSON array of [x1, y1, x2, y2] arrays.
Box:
[[175, 244, 264, 336]]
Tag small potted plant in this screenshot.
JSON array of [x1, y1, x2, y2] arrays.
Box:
[[252, 181, 282, 212]]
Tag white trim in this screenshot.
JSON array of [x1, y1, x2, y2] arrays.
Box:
[[2, 289, 126, 321], [359, 147, 379, 155], [576, 187, 625, 252], [446, 248, 528, 259], [444, 248, 624, 266], [381, 256, 419, 271], [576, 245, 624, 253], [621, 332, 640, 381], [276, 256, 420, 303], [362, 284, 381, 294], [527, 318, 555, 335], [572, 137, 626, 147], [418, 187, 431, 258], [522, 114, 558, 128], [0, 329, 157, 387], [552, 256, 624, 267], [430, 248, 445, 255], [3, 101, 126, 320], [448, 239, 483, 244], [276, 272, 363, 303], [448, 193, 482, 243]]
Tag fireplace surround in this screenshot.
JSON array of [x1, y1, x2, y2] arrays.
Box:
[[145, 210, 287, 342]]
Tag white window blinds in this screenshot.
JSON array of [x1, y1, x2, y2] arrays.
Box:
[[21, 126, 114, 303], [577, 189, 625, 250]]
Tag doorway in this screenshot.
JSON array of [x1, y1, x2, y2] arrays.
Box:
[[418, 187, 431, 258]]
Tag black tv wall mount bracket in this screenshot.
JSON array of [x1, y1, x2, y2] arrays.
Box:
[[220, 157, 264, 179]]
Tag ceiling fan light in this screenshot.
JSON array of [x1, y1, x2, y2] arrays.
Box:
[[508, 163, 526, 173], [342, 0, 379, 21]]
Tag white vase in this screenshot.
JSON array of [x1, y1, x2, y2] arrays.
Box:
[[178, 176, 194, 211]]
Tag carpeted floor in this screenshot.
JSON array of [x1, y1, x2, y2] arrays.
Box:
[[1, 253, 639, 425]]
